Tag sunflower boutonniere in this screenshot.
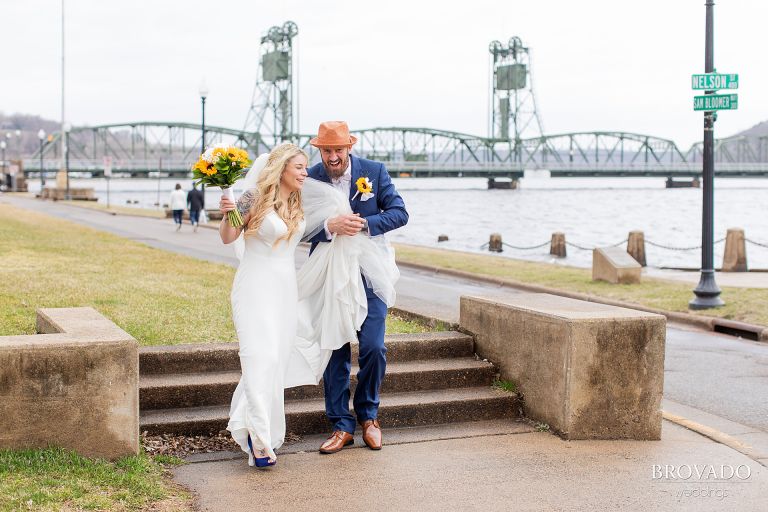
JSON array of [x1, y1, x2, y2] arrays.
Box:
[[352, 176, 374, 201]]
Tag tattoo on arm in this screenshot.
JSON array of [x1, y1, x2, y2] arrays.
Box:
[[236, 190, 256, 218]]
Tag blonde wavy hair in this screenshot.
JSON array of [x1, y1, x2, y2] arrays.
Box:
[[244, 143, 307, 245]]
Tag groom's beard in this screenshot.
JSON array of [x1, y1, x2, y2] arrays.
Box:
[[324, 156, 350, 180]]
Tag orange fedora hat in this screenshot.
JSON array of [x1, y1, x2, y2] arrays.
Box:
[[310, 121, 358, 148]]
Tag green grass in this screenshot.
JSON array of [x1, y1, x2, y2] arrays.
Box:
[[493, 379, 517, 393], [0, 204, 432, 346], [394, 244, 768, 327], [0, 447, 191, 511], [386, 314, 442, 334]]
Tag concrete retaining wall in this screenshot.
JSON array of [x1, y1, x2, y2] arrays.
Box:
[[460, 294, 665, 440], [0, 307, 139, 459]]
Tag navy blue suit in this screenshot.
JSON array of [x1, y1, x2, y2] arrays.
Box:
[[308, 155, 408, 434]]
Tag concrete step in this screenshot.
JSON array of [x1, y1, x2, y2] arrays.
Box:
[[140, 358, 497, 410], [139, 386, 521, 436], [139, 331, 474, 375]]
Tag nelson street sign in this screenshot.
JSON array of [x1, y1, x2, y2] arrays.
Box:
[[691, 73, 738, 90]]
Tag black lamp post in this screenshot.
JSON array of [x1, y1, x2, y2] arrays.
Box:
[[690, 0, 724, 309], [38, 129, 46, 188], [63, 123, 71, 200], [199, 81, 209, 209], [0, 140, 6, 190]]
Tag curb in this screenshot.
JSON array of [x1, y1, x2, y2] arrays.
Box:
[[662, 411, 768, 468], [394, 258, 768, 342]]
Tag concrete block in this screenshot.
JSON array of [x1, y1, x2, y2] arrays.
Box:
[[592, 246, 642, 284], [0, 307, 139, 459], [627, 230, 647, 267], [550, 232, 566, 258], [722, 228, 747, 272], [40, 187, 96, 201], [460, 294, 665, 440]]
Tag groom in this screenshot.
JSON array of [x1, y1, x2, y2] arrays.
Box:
[[308, 121, 408, 453]]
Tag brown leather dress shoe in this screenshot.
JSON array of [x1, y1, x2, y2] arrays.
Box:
[[361, 419, 382, 450], [319, 430, 354, 454]]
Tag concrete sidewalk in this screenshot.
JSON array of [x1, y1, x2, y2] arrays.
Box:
[[173, 421, 768, 511]]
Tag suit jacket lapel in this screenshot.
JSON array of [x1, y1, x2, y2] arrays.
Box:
[[349, 155, 361, 207]]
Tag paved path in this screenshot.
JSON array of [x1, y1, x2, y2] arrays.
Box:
[[645, 267, 768, 289], [172, 421, 768, 511]]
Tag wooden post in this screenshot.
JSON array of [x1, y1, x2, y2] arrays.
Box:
[[550, 232, 566, 258], [722, 228, 747, 272], [627, 230, 647, 267], [489, 233, 503, 253]]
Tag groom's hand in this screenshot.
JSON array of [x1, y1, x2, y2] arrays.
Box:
[[328, 214, 365, 236]]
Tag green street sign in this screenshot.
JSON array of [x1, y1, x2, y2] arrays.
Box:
[[693, 93, 738, 111], [691, 73, 738, 90]]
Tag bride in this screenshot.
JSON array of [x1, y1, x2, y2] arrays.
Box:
[[218, 143, 398, 468]]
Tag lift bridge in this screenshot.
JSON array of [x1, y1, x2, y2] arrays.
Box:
[[23, 26, 768, 181]]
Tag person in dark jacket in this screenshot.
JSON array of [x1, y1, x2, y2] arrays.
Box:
[[187, 182, 205, 232]]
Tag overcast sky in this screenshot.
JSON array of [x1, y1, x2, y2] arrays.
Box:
[[1, 0, 765, 150]]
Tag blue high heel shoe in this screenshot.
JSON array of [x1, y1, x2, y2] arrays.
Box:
[[248, 434, 276, 468]]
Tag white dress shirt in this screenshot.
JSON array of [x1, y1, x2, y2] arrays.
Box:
[[330, 160, 352, 194], [324, 160, 355, 239]]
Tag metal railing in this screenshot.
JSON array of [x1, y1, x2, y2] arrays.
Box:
[[19, 159, 768, 176]]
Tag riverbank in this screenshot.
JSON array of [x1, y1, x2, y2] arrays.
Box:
[[0, 203, 429, 345], [393, 243, 768, 329]]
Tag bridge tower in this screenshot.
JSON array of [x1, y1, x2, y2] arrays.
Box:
[[488, 36, 544, 162], [243, 21, 299, 153]]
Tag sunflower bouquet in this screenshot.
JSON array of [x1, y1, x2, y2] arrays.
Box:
[[192, 143, 252, 228]]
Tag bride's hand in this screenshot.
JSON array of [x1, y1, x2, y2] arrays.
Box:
[[219, 195, 236, 216]]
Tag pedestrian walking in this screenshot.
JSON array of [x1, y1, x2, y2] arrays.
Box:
[[187, 182, 205, 233], [169, 183, 186, 231]]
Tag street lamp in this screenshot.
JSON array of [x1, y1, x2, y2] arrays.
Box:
[[63, 123, 71, 200], [38, 129, 47, 188], [0, 140, 6, 190], [199, 80, 209, 208], [690, 0, 724, 309], [14, 129, 21, 158]]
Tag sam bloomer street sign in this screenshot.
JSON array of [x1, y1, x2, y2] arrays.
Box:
[[691, 73, 738, 90], [693, 94, 738, 111]]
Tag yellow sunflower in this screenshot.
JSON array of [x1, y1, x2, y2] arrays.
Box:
[[356, 176, 373, 194], [194, 160, 217, 176]]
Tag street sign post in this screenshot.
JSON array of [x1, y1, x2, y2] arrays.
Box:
[[691, 73, 738, 90], [693, 93, 738, 111]]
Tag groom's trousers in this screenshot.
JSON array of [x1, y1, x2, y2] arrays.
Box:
[[323, 292, 388, 434]]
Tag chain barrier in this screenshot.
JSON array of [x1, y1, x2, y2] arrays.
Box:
[[746, 238, 768, 249], [480, 241, 554, 250], [563, 239, 628, 251], [501, 241, 551, 250], [644, 238, 725, 251], [478, 236, 764, 252]]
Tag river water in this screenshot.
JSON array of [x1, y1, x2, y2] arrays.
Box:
[[30, 176, 768, 269]]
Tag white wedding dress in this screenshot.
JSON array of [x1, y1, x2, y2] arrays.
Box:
[[226, 160, 399, 465], [227, 210, 306, 463]]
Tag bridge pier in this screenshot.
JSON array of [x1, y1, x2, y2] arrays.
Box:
[[488, 177, 518, 190]]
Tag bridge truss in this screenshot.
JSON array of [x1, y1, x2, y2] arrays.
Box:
[[25, 123, 768, 178]]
